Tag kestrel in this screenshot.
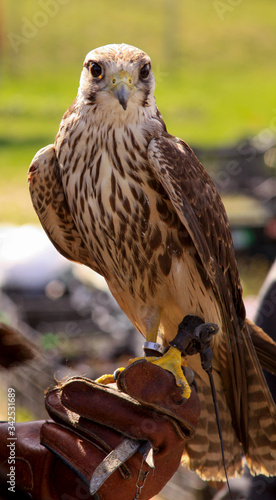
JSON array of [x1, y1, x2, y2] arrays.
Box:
[[28, 44, 276, 480]]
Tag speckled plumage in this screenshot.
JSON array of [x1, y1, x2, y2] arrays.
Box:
[[28, 44, 276, 480]]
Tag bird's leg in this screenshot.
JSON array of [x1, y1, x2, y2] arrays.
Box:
[[128, 316, 218, 399], [95, 325, 162, 385], [96, 316, 219, 394], [94, 326, 161, 386], [129, 325, 192, 399]]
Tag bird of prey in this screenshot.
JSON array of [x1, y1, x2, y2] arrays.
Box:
[[28, 43, 276, 481]]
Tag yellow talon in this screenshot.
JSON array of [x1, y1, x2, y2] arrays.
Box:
[[95, 367, 125, 385], [129, 347, 191, 399], [150, 347, 191, 399], [95, 373, 115, 384]]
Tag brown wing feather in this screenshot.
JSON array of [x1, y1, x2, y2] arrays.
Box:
[[148, 137, 247, 425], [28, 145, 98, 272], [147, 135, 276, 474], [247, 318, 276, 375]]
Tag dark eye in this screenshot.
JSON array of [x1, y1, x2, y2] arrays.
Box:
[[140, 63, 151, 80], [90, 62, 103, 79]]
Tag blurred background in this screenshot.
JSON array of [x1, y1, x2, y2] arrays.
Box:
[[0, 1, 276, 498]]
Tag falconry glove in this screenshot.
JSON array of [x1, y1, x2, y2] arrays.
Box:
[[0, 360, 200, 500]]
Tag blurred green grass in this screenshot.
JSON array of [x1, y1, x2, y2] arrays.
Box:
[[1, 0, 276, 223]]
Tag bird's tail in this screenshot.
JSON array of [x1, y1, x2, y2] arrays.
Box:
[[183, 320, 276, 480], [183, 370, 244, 480], [243, 319, 276, 476], [246, 318, 276, 375]]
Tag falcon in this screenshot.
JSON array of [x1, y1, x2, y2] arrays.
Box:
[[28, 43, 276, 480]]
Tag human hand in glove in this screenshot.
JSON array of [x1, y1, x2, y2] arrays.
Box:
[[0, 359, 200, 500]]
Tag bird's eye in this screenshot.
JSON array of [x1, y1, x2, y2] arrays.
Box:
[[90, 62, 103, 79], [139, 63, 151, 80]]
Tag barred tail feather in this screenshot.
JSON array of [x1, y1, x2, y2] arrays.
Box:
[[244, 322, 276, 476]]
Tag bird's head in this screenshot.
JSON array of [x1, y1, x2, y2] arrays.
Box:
[[78, 44, 155, 115]]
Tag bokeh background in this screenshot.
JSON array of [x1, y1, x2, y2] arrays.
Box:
[[1, 1, 276, 498]]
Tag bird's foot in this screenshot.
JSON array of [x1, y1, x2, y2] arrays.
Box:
[[148, 347, 191, 399], [95, 369, 124, 385], [129, 346, 191, 399]]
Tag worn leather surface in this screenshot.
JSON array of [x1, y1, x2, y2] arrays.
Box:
[[0, 360, 200, 499]]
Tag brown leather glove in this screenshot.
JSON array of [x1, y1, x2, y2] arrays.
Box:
[[0, 360, 200, 500]]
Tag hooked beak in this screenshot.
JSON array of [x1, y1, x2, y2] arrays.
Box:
[[109, 71, 134, 110]]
